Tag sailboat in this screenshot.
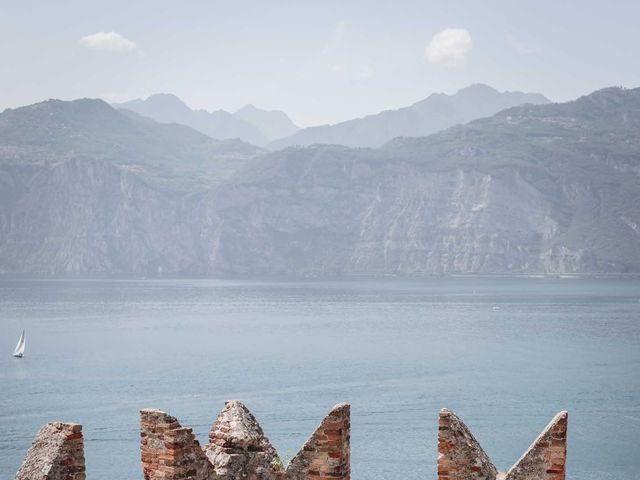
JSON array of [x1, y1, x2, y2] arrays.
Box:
[[13, 330, 25, 358]]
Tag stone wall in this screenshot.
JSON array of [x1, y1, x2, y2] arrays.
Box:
[[437, 409, 497, 480], [437, 409, 568, 480], [139, 408, 214, 480], [286, 403, 350, 480], [138, 401, 350, 480], [204, 400, 282, 480], [14, 404, 567, 480], [15, 422, 86, 480], [504, 411, 568, 480]]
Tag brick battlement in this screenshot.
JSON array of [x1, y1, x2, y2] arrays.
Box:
[[139, 401, 350, 480], [438, 409, 568, 480], [14, 404, 566, 480], [15, 422, 86, 480]]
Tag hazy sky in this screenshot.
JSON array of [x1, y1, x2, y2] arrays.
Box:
[[1, 0, 639, 126]]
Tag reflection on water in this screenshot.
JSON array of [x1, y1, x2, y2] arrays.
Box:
[[0, 277, 639, 479]]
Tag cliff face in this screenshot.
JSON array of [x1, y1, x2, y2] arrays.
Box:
[[190, 88, 640, 276], [192, 146, 640, 276], [0, 159, 196, 275], [1, 88, 639, 276]]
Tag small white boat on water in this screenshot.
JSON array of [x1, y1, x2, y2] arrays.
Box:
[[13, 330, 25, 358]]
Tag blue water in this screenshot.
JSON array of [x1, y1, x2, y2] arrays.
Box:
[[0, 277, 639, 480]]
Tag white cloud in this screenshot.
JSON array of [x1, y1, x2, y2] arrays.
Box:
[[424, 28, 472, 66], [79, 32, 137, 51]]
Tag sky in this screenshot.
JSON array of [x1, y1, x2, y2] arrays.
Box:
[[1, 0, 639, 127]]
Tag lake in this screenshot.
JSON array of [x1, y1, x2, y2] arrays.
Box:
[[0, 277, 639, 479]]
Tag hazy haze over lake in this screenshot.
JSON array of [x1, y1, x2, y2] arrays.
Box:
[[1, 277, 639, 480]]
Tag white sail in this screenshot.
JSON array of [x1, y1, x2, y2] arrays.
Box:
[[13, 330, 25, 357]]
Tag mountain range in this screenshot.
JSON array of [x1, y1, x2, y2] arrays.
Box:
[[114, 94, 299, 146], [113, 84, 548, 149], [1, 86, 639, 276], [0, 98, 261, 191], [268, 84, 550, 149]]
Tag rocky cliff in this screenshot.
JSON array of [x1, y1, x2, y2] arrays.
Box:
[[1, 87, 639, 276], [190, 87, 640, 275]]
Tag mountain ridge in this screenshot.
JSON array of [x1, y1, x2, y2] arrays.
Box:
[[0, 97, 262, 192], [201, 86, 639, 276], [268, 84, 550, 150], [1, 86, 639, 276], [233, 103, 300, 141], [114, 94, 299, 146]]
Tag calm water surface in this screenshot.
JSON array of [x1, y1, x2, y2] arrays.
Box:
[[0, 277, 639, 480]]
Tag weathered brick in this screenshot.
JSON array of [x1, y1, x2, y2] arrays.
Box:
[[504, 411, 568, 480], [437, 409, 497, 480], [15, 422, 86, 480], [286, 403, 350, 480]]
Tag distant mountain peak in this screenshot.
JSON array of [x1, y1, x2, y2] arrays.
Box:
[[456, 83, 500, 95], [234, 103, 291, 116], [233, 104, 300, 141], [145, 93, 189, 106], [112, 94, 297, 145], [236, 103, 258, 113], [148, 92, 182, 100], [38, 97, 113, 110], [122, 93, 192, 115], [269, 84, 550, 150], [3, 98, 117, 122]]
